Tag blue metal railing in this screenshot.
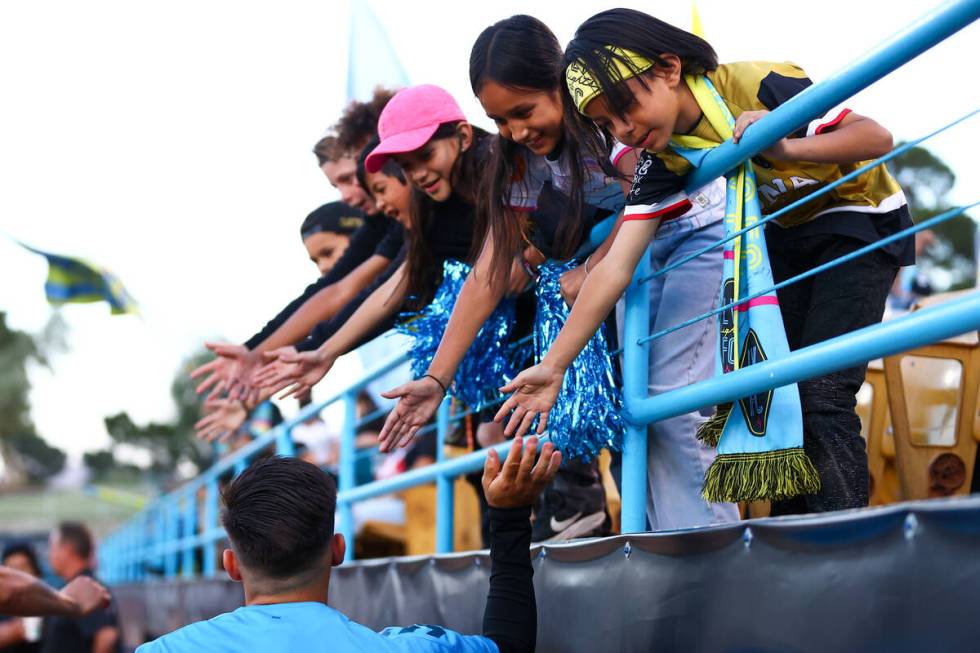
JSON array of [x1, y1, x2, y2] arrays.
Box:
[[99, 0, 980, 582]]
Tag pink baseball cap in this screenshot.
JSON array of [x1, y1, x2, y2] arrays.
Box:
[[365, 84, 466, 173]]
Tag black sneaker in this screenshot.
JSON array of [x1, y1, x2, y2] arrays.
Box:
[[531, 468, 607, 543]]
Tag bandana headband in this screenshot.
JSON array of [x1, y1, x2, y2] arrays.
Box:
[[565, 47, 654, 114]]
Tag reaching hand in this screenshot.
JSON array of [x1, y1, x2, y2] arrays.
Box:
[[255, 347, 335, 399], [482, 436, 562, 509], [59, 576, 111, 617], [194, 396, 248, 443], [494, 363, 566, 438], [191, 342, 263, 402], [377, 376, 447, 453]]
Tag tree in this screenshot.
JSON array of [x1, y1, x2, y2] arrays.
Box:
[[887, 145, 977, 291], [100, 348, 215, 481], [0, 311, 68, 485]]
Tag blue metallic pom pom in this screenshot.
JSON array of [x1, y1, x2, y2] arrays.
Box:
[[534, 261, 624, 461], [397, 259, 518, 410]]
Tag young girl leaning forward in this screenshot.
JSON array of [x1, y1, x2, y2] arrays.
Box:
[[379, 15, 736, 531], [500, 10, 912, 516]]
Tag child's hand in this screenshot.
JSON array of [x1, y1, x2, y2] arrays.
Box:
[[482, 436, 562, 509], [377, 376, 447, 452], [559, 265, 587, 308], [256, 348, 335, 399], [732, 109, 798, 161], [194, 396, 248, 443], [494, 363, 566, 438], [192, 342, 263, 402], [732, 109, 769, 144]]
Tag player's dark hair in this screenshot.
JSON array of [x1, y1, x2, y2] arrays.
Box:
[[55, 522, 94, 561], [2, 542, 43, 577], [221, 456, 336, 578]]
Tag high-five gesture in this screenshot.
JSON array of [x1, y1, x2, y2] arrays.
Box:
[[482, 436, 562, 509]]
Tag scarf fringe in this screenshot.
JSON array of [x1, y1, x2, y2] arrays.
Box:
[[696, 402, 731, 448], [702, 448, 821, 503]]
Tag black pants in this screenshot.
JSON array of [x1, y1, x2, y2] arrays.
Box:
[[767, 233, 899, 515]]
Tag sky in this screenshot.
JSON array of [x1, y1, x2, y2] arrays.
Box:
[[0, 0, 977, 465]]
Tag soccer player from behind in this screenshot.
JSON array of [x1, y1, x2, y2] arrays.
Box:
[[136, 437, 559, 653]]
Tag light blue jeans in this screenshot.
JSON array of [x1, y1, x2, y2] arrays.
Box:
[[621, 204, 741, 530]]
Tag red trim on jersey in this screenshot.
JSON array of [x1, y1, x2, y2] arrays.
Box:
[[623, 198, 692, 222], [507, 205, 536, 213], [611, 146, 634, 167], [814, 108, 852, 135]]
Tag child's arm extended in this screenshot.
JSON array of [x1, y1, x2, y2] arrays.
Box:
[[494, 217, 660, 437], [377, 233, 512, 451], [734, 110, 893, 164]]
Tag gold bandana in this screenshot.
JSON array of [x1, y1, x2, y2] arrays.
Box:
[[565, 47, 654, 114]]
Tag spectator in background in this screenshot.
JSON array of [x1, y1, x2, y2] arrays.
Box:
[[42, 523, 119, 653], [0, 543, 44, 652], [291, 392, 340, 468], [300, 202, 366, 276]]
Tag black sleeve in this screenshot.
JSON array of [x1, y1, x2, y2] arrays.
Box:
[[528, 183, 611, 258], [757, 71, 814, 138], [243, 217, 399, 349], [294, 250, 405, 353], [482, 505, 535, 653]]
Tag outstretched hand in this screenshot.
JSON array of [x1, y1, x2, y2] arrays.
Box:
[[377, 376, 447, 453], [482, 436, 562, 509], [190, 342, 263, 402], [194, 396, 248, 443], [493, 363, 565, 438], [254, 347, 335, 399]]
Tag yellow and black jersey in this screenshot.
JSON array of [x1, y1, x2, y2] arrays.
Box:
[[624, 61, 907, 228]]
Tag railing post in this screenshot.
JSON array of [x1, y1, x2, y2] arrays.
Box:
[[164, 500, 179, 579], [622, 248, 652, 533], [181, 491, 197, 579], [435, 397, 454, 554], [276, 425, 296, 457], [338, 391, 357, 562], [203, 478, 219, 577], [154, 505, 165, 575]]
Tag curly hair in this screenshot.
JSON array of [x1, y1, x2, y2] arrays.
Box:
[[335, 87, 398, 156]]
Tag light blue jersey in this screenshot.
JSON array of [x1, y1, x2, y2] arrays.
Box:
[[136, 602, 498, 653]]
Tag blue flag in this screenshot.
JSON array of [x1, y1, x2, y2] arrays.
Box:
[[19, 243, 139, 315]]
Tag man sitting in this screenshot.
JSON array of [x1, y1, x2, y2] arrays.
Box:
[[137, 436, 560, 653]]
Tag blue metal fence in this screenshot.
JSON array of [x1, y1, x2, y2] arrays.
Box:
[[98, 0, 980, 582]]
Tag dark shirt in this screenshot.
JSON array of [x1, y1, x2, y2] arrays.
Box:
[[526, 182, 612, 260], [39, 572, 119, 653], [244, 214, 404, 349]]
